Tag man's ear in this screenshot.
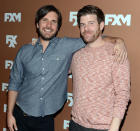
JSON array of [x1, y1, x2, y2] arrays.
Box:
[[36, 23, 39, 28], [100, 21, 104, 31]]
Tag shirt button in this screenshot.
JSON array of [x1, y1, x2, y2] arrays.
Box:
[[42, 58, 44, 61], [56, 57, 60, 60], [41, 77, 44, 80], [41, 88, 44, 90], [42, 68, 44, 71], [40, 98, 43, 100]]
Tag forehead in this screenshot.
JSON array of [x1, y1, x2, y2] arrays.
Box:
[[42, 11, 58, 20], [80, 14, 97, 22]]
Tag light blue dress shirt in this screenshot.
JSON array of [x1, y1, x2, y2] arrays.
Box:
[[8, 37, 85, 117]]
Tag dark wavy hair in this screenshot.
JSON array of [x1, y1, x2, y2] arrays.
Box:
[[77, 5, 105, 27], [35, 5, 62, 36]]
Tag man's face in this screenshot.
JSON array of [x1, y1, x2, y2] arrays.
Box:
[[79, 14, 104, 44], [37, 11, 58, 41]]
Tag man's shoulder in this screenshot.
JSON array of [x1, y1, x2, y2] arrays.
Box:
[[62, 37, 83, 42], [17, 43, 35, 54], [73, 46, 85, 56], [104, 42, 115, 55], [21, 43, 36, 49], [62, 37, 85, 48]]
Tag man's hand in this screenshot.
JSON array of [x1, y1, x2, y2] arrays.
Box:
[[7, 113, 18, 131], [108, 117, 121, 131], [103, 36, 127, 64], [108, 129, 118, 131], [114, 38, 127, 64]]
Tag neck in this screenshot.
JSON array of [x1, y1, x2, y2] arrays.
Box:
[[88, 35, 105, 48], [40, 38, 50, 52]]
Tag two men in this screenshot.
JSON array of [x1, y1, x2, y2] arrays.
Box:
[[69, 5, 130, 131], [7, 5, 127, 131]]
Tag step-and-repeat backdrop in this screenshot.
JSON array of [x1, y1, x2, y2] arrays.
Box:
[[0, 0, 139, 131]]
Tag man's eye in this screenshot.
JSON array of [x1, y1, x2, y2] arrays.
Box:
[[42, 19, 47, 22], [89, 22, 94, 24], [80, 24, 84, 27], [52, 20, 57, 24]]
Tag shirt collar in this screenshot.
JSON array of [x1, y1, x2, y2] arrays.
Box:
[[35, 37, 58, 47]]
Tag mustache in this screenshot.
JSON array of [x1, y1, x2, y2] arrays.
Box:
[[43, 27, 53, 31], [82, 31, 92, 34]]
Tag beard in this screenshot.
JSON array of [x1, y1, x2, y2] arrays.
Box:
[[37, 28, 58, 41], [80, 28, 101, 44]]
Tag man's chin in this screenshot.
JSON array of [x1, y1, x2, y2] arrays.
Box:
[[42, 37, 53, 41], [82, 36, 97, 44], [81, 35, 91, 43], [40, 34, 56, 41], [83, 38, 92, 43], [38, 30, 58, 41]]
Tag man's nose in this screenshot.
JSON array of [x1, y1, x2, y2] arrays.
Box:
[[84, 24, 89, 31], [46, 21, 52, 27]]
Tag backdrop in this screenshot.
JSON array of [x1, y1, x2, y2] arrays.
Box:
[[0, 0, 139, 131]]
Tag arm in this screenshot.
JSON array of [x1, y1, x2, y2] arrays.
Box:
[[110, 60, 130, 131], [103, 35, 127, 63], [7, 91, 18, 131], [68, 63, 72, 75], [7, 47, 24, 131], [68, 69, 72, 75], [109, 117, 121, 131]]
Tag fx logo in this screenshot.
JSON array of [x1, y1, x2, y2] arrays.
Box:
[[69, 11, 78, 26], [63, 120, 70, 129], [3, 128, 7, 131], [68, 74, 72, 79], [105, 14, 131, 26], [2, 83, 8, 92], [69, 12, 131, 26], [4, 13, 21, 22], [67, 93, 73, 107], [4, 104, 7, 113], [6, 35, 17, 48], [32, 38, 37, 43], [5, 60, 13, 69]]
